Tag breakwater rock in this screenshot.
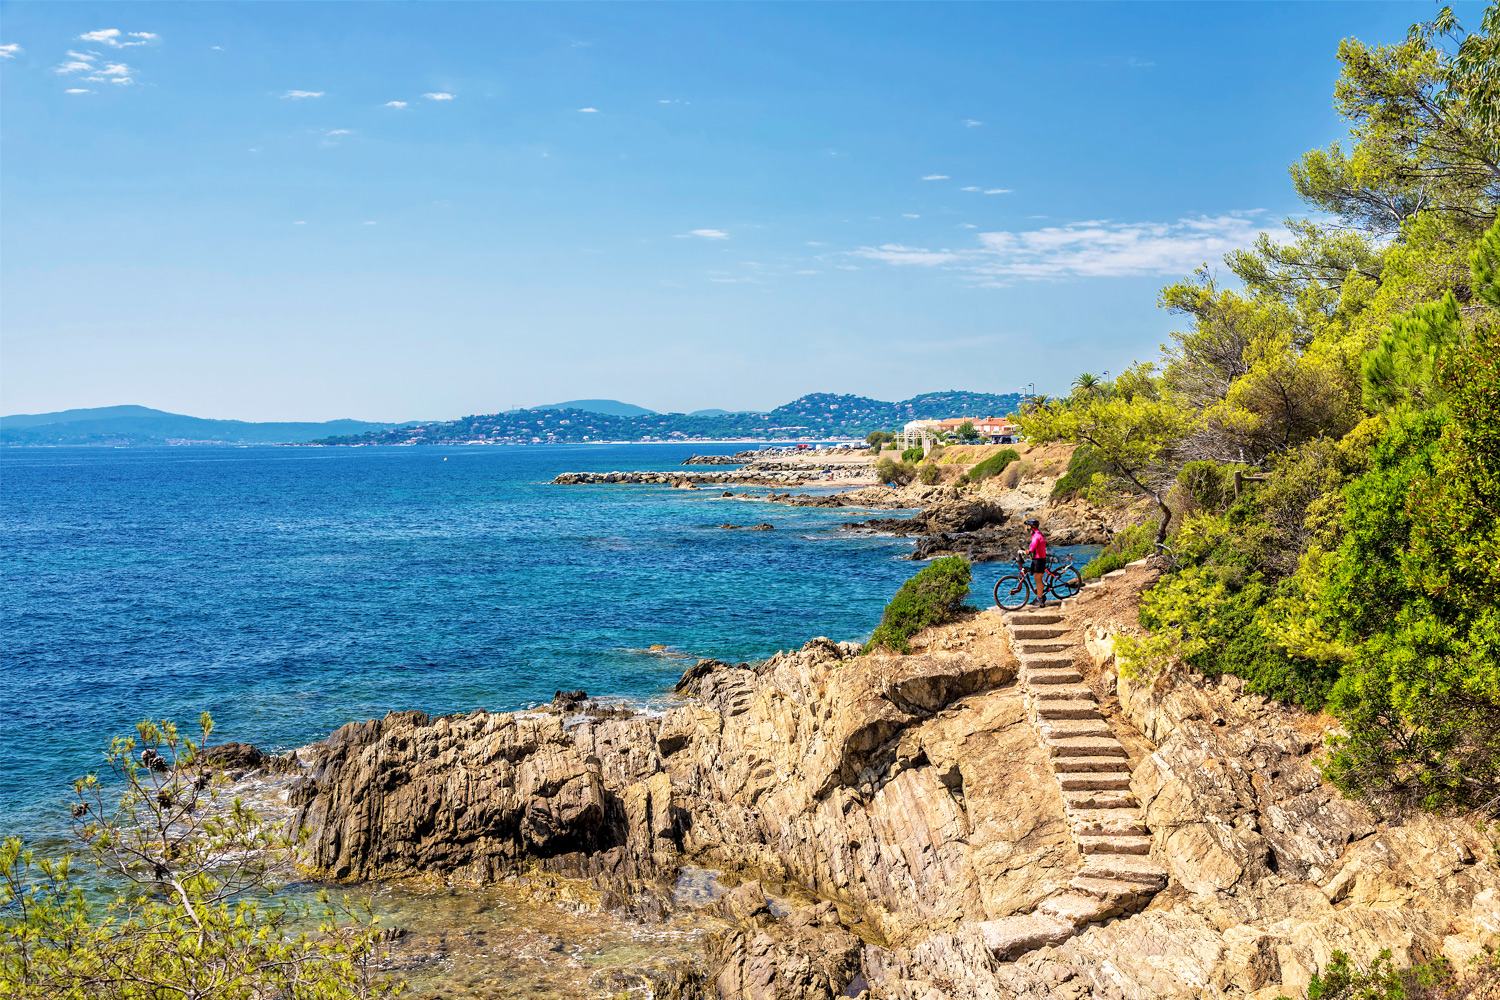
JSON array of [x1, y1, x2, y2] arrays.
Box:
[[683, 454, 757, 465], [551, 467, 869, 487], [289, 571, 1500, 998]]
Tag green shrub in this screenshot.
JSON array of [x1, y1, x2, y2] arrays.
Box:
[[918, 463, 941, 485], [1081, 523, 1155, 579], [0, 715, 397, 998], [1051, 445, 1110, 498], [1125, 565, 1342, 709], [902, 446, 925, 463], [1278, 947, 1498, 1000], [925, 445, 946, 463], [1175, 460, 1252, 515], [875, 458, 917, 485], [967, 449, 1020, 483], [865, 557, 972, 654]]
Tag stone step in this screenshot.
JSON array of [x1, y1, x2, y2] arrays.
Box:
[[1036, 892, 1123, 928], [1025, 668, 1082, 685], [1046, 737, 1127, 758], [1078, 835, 1154, 855], [1035, 701, 1103, 720], [1056, 772, 1133, 791], [1004, 612, 1063, 626], [1069, 876, 1158, 908], [1078, 854, 1168, 890], [1010, 625, 1069, 641], [1069, 809, 1147, 836], [1031, 684, 1094, 701], [977, 914, 1075, 961], [1040, 719, 1113, 741], [1016, 651, 1074, 668], [1064, 790, 1138, 810], [1051, 755, 1132, 773], [1019, 641, 1071, 655]]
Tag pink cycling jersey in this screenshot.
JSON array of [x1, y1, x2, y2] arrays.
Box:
[[1028, 529, 1047, 560]]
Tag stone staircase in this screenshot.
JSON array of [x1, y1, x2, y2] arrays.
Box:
[[975, 579, 1169, 960]]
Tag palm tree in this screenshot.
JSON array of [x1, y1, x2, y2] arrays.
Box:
[[1072, 372, 1101, 396], [1023, 393, 1052, 414]]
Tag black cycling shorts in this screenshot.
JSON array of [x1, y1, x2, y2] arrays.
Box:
[[1030, 557, 1047, 574]]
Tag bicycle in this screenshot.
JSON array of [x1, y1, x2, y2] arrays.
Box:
[[993, 553, 1082, 611]]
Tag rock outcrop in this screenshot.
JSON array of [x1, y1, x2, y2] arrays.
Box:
[[288, 563, 1500, 999]]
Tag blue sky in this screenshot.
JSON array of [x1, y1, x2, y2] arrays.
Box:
[[0, 1, 1467, 421]]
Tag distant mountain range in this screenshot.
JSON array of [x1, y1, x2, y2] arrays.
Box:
[[1, 392, 1025, 447], [0, 405, 406, 447], [309, 391, 1025, 446], [520, 399, 658, 417]]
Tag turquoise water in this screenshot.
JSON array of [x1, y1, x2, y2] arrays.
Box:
[[0, 445, 1089, 843]]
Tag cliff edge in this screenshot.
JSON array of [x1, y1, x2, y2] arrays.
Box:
[[285, 562, 1500, 999]]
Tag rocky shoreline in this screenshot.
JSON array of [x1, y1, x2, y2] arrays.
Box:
[[274, 561, 1500, 999]]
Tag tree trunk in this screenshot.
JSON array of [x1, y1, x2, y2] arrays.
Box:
[[1154, 495, 1173, 549]]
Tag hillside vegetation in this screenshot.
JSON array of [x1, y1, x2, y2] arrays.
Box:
[[309, 391, 1023, 446], [1022, 3, 1500, 812]]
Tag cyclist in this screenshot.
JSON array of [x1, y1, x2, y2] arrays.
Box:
[[1020, 517, 1048, 607]]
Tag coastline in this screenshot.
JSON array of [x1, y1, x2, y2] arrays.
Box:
[[265, 557, 1500, 999]]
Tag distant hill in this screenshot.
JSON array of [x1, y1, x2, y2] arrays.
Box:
[[0, 405, 407, 447], [688, 408, 764, 417], [307, 391, 1026, 447], [527, 399, 656, 417]]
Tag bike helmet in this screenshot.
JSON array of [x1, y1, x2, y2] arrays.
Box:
[[1024, 517, 1040, 528]]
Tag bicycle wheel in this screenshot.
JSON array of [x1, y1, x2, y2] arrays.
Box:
[[994, 574, 1031, 611], [1050, 565, 1083, 599]]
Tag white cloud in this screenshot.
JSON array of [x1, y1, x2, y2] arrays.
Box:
[[958, 223, 977, 229], [326, 129, 352, 135], [854, 243, 960, 266], [922, 174, 949, 181], [1128, 56, 1155, 68], [78, 29, 155, 48], [961, 119, 983, 127], [853, 214, 1268, 282], [67, 59, 134, 84], [902, 213, 921, 218], [423, 92, 455, 100], [984, 189, 1012, 195], [283, 90, 323, 99], [364, 221, 377, 225], [797, 270, 820, 274], [384, 100, 408, 108], [688, 229, 729, 239], [0, 43, 20, 58], [658, 98, 688, 105], [65, 88, 92, 94], [66, 50, 96, 61], [577, 106, 599, 113], [805, 241, 826, 247], [211, 45, 224, 51], [961, 186, 981, 192], [293, 220, 307, 225]]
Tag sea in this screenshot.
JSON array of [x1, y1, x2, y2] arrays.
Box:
[[0, 443, 1095, 992]]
